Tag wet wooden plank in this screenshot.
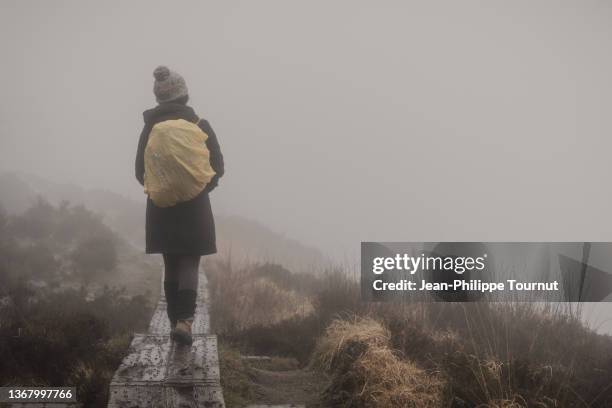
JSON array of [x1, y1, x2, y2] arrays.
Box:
[[109, 334, 221, 385], [111, 334, 172, 383], [165, 335, 220, 384], [107, 383, 225, 408]]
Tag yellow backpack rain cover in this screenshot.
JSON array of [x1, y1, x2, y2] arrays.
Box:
[[144, 119, 216, 208]]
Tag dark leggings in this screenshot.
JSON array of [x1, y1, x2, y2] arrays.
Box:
[[163, 254, 200, 321], [163, 254, 200, 291]]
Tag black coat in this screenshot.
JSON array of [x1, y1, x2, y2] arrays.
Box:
[[135, 103, 224, 255]]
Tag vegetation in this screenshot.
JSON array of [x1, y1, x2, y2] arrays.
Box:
[[72, 236, 118, 283], [2, 194, 612, 407], [208, 259, 612, 407], [0, 199, 155, 407], [0, 198, 121, 289]]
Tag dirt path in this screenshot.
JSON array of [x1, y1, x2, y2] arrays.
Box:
[[220, 349, 329, 407], [249, 365, 328, 406]]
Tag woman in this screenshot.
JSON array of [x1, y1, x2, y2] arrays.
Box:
[[135, 66, 224, 345]]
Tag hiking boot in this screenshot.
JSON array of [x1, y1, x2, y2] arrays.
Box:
[[174, 319, 193, 346]]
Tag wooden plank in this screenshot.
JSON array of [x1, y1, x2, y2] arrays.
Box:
[[147, 302, 172, 335], [165, 335, 220, 384]]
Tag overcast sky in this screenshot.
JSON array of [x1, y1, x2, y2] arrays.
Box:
[[1, 0, 612, 260]]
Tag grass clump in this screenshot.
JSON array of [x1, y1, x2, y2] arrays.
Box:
[[312, 317, 444, 408]]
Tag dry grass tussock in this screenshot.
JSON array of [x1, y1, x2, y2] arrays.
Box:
[[312, 317, 444, 408], [207, 260, 313, 332]]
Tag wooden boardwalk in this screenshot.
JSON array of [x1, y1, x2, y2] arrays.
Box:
[[107, 270, 225, 408]]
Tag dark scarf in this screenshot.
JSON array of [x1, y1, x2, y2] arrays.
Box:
[[143, 103, 199, 126]]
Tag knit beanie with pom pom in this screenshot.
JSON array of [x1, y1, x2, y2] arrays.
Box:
[[153, 66, 188, 103]]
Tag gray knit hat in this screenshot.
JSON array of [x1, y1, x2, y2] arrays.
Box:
[[153, 66, 188, 103]]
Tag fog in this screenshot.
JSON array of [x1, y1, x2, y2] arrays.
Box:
[[2, 0, 612, 259]]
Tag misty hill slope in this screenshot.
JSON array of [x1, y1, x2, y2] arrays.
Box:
[[0, 171, 144, 245], [0, 171, 329, 272], [216, 215, 330, 273]]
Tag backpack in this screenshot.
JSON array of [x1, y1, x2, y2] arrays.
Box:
[[144, 118, 216, 208]]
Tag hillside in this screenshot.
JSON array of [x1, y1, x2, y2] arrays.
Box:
[[0, 171, 329, 273]]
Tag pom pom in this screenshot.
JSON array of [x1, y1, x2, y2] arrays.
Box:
[[153, 66, 170, 81]]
